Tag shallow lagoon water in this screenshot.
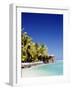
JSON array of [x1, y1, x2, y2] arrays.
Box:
[[22, 60, 63, 77], [32, 60, 63, 76]]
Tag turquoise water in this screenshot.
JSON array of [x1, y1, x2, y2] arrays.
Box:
[[31, 60, 63, 76]]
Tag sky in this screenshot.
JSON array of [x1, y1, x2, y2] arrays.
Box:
[[21, 12, 63, 60]]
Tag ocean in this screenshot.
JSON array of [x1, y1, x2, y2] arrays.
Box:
[[22, 60, 63, 77]]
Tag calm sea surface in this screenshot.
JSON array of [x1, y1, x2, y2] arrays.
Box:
[[31, 60, 63, 76]]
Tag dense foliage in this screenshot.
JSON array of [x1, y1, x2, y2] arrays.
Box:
[[21, 31, 54, 63]]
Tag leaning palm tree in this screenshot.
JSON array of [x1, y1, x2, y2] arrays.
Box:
[[21, 30, 51, 63]]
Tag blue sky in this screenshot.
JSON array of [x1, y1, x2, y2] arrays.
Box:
[[21, 12, 63, 60]]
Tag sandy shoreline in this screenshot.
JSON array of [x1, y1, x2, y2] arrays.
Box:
[[21, 60, 63, 77], [21, 63, 49, 77], [21, 61, 57, 77], [22, 68, 39, 77], [21, 61, 43, 68]]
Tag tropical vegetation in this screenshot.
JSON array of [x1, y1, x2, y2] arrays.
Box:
[[21, 31, 54, 63]]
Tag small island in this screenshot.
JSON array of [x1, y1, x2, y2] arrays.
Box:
[[21, 31, 55, 68]]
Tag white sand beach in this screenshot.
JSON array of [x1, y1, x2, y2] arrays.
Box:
[[21, 60, 63, 77], [22, 68, 38, 77], [21, 62, 53, 77], [21, 63, 46, 77]]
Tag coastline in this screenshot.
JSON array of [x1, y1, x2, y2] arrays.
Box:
[[21, 61, 43, 68], [21, 60, 63, 77], [21, 62, 49, 77], [21, 63, 48, 77]]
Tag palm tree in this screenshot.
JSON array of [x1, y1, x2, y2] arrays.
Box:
[[21, 31, 50, 63], [39, 44, 48, 56]]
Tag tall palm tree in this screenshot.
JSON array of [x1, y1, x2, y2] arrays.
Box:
[[21, 31, 49, 63]]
